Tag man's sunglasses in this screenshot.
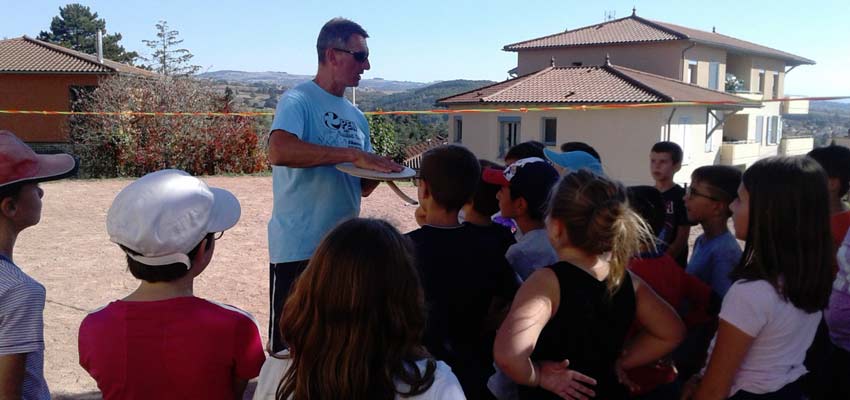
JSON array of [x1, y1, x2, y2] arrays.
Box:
[[332, 48, 369, 63]]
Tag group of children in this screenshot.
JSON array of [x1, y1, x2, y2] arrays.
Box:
[[2, 127, 849, 400]]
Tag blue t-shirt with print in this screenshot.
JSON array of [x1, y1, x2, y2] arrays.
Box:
[[268, 81, 372, 263], [686, 231, 742, 297]]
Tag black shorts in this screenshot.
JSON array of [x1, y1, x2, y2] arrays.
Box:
[[268, 260, 308, 354]]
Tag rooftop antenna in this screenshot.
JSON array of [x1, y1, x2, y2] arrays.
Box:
[[604, 10, 616, 21]]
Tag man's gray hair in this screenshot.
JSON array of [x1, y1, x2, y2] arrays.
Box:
[[316, 17, 369, 64]]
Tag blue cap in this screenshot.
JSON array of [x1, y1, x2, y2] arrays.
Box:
[[543, 148, 604, 176]]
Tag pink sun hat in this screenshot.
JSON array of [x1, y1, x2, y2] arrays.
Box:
[[0, 130, 78, 188]]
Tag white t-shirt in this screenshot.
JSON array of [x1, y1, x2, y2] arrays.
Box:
[[705, 279, 821, 396], [253, 351, 466, 399]]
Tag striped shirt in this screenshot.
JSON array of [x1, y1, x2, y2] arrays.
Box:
[[0, 254, 50, 399]]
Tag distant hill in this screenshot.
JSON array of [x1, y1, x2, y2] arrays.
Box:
[[809, 99, 850, 116], [197, 70, 428, 93], [356, 79, 496, 112], [784, 100, 850, 144]]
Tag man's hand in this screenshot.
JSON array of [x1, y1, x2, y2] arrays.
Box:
[[352, 150, 403, 173], [539, 359, 597, 400]]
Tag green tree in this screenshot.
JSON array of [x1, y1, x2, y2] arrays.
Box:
[[141, 20, 201, 76], [368, 112, 401, 160], [37, 3, 138, 64]]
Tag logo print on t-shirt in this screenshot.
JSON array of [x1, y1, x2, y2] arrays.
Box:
[[323, 112, 342, 130], [320, 111, 364, 149], [323, 112, 356, 133]]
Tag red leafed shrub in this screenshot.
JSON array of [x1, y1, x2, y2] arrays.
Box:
[[69, 75, 268, 177]]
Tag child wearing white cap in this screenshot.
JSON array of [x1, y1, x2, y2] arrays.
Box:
[[0, 130, 77, 399], [77, 169, 265, 399]]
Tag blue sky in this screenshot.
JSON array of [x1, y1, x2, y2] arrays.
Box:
[[3, 0, 849, 97]]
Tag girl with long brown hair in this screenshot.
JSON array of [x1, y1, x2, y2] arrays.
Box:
[[252, 218, 465, 399], [494, 170, 685, 399], [685, 156, 834, 399]]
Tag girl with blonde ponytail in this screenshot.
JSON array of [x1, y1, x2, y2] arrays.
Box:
[[494, 170, 685, 399]]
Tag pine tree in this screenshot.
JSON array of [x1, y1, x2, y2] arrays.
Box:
[[141, 20, 201, 76], [37, 3, 138, 64]]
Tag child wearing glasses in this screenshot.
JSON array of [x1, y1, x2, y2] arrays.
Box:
[[78, 170, 265, 399], [683, 165, 743, 298]]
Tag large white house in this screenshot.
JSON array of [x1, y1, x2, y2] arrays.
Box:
[[437, 12, 814, 185]]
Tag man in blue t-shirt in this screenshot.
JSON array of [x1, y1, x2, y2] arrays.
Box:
[[266, 17, 401, 353]]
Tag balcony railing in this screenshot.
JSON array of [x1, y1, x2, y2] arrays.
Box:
[[779, 135, 813, 156], [725, 91, 765, 101], [719, 140, 761, 167], [781, 97, 809, 115]]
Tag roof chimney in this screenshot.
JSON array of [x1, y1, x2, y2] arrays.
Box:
[[550, 57, 556, 67], [605, 53, 611, 66], [96, 30, 103, 64], [712, 26, 716, 33], [632, 7, 636, 16]]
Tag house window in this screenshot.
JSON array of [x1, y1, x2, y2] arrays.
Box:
[[772, 73, 780, 99], [767, 116, 780, 145], [542, 118, 557, 146], [755, 116, 764, 144], [454, 118, 463, 143], [708, 62, 720, 90], [671, 116, 691, 164], [687, 61, 698, 84], [498, 117, 521, 158], [757, 70, 765, 93]]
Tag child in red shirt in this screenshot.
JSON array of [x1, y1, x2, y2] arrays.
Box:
[[78, 170, 265, 399], [625, 186, 718, 397]]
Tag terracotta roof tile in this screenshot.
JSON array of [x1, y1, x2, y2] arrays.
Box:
[[504, 16, 813, 66], [403, 135, 447, 160], [436, 64, 757, 106], [504, 17, 682, 50], [0, 36, 156, 76]]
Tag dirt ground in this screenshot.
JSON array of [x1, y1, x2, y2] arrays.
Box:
[[17, 176, 705, 398], [15, 176, 420, 398]]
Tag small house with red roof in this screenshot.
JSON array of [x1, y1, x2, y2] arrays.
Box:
[[0, 36, 155, 150]]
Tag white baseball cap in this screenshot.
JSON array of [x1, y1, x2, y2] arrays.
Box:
[[106, 169, 241, 269]]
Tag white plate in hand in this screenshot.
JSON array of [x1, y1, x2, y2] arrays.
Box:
[[336, 162, 416, 181]]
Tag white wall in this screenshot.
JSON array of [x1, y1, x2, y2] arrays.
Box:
[[449, 105, 721, 186]]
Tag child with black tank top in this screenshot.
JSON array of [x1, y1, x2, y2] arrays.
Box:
[[494, 170, 685, 400]]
